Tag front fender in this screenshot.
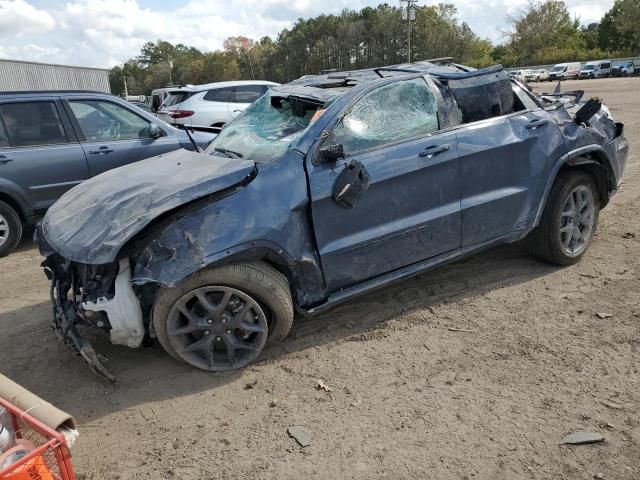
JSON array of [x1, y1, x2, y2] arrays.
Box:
[[130, 153, 327, 308]]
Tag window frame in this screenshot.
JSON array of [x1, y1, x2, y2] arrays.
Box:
[[233, 84, 269, 104], [321, 76, 443, 159], [314, 75, 543, 165], [63, 98, 158, 143], [0, 99, 75, 149], [203, 87, 238, 103]]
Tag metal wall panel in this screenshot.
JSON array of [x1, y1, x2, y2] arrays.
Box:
[[0, 59, 110, 93]]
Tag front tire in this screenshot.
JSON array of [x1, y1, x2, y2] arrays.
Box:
[[526, 171, 600, 266], [0, 201, 22, 258], [153, 262, 294, 371]]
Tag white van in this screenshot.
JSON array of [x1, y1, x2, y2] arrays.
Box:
[[579, 60, 612, 79], [548, 62, 581, 81]]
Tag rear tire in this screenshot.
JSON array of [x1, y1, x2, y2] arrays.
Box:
[[153, 262, 294, 371], [526, 171, 600, 266], [0, 201, 22, 258]]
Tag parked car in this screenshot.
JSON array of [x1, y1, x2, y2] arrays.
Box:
[[510, 69, 530, 82], [548, 62, 581, 81], [579, 60, 612, 79], [0, 91, 215, 257], [611, 61, 636, 76], [525, 69, 549, 82], [156, 81, 278, 131], [37, 62, 628, 380], [128, 100, 151, 112]]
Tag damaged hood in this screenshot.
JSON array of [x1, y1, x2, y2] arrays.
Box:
[[42, 149, 255, 264]]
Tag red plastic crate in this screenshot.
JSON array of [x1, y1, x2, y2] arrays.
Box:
[[0, 397, 75, 480]]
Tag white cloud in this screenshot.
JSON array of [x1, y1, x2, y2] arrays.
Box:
[[0, 0, 55, 37], [0, 0, 617, 68]]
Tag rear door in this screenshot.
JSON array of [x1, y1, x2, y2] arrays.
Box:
[[458, 85, 566, 247], [308, 77, 461, 291], [64, 98, 180, 177], [0, 98, 89, 211]]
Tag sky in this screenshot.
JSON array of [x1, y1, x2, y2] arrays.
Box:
[[0, 0, 615, 69]]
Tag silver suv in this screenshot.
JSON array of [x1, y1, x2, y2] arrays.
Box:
[[0, 91, 214, 256]]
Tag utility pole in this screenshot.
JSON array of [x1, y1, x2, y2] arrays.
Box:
[[400, 0, 417, 63], [168, 58, 173, 85]]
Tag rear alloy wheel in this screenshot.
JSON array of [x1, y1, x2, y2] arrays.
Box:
[[558, 185, 596, 257], [154, 262, 294, 371], [0, 201, 22, 258], [526, 171, 600, 266]]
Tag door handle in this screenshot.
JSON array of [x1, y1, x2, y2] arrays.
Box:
[[419, 144, 451, 158], [232, 109, 242, 113], [88, 147, 114, 155], [525, 119, 548, 130], [0, 155, 12, 165]]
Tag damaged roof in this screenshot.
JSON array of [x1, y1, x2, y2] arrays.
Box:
[[270, 59, 492, 103]]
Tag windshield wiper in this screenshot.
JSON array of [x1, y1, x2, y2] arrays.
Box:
[[213, 147, 244, 159]]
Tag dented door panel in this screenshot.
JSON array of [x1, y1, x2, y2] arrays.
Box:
[[309, 130, 461, 291], [458, 111, 566, 246]]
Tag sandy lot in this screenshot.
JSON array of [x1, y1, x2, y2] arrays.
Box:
[[1, 77, 639, 480]]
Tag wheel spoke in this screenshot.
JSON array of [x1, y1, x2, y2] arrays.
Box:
[[562, 229, 573, 248], [216, 290, 233, 314], [226, 336, 257, 352], [238, 320, 266, 334], [182, 335, 212, 353], [195, 292, 216, 315]]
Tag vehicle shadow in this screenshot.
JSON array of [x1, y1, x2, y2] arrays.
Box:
[[1, 243, 557, 423]]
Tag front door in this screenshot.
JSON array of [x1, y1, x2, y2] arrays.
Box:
[[308, 77, 461, 291], [0, 99, 89, 211], [64, 98, 180, 177]]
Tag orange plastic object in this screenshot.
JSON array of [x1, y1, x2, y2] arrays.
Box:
[[0, 398, 74, 480]]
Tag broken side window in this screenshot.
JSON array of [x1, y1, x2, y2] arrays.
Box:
[[330, 78, 439, 155]]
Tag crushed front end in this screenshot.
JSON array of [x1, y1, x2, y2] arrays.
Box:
[[38, 227, 148, 382]]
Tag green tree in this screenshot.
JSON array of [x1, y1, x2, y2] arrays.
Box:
[[505, 0, 585, 65], [599, 0, 640, 54]]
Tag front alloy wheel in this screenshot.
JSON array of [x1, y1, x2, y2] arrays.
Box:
[[166, 286, 268, 371], [153, 262, 294, 372]]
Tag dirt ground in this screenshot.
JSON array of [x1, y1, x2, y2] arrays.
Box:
[[1, 77, 639, 480]]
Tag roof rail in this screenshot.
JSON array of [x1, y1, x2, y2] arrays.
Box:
[[420, 57, 454, 64], [373, 64, 504, 80]]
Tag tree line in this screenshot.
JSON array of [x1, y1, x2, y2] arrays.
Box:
[[109, 0, 640, 96]]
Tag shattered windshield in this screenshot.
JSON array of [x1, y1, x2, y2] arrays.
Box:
[[206, 92, 326, 162]]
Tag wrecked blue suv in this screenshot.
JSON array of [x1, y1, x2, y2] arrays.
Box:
[[37, 61, 628, 379]]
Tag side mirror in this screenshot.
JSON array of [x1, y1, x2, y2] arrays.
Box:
[[149, 123, 163, 138], [332, 160, 371, 208], [318, 143, 345, 164]]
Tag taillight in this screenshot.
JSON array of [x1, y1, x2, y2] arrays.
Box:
[[169, 110, 195, 119]]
